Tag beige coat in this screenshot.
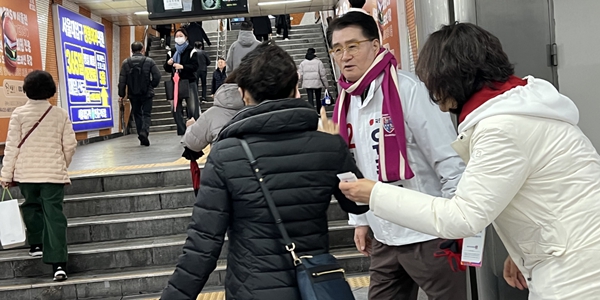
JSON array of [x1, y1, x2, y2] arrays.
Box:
[[1, 100, 77, 184]]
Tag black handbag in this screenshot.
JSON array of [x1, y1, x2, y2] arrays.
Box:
[[164, 71, 190, 101], [239, 138, 356, 300]]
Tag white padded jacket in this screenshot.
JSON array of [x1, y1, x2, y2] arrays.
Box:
[[1, 100, 77, 184]]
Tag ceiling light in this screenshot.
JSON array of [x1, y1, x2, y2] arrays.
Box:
[[258, 0, 311, 6], [134, 11, 149, 15]]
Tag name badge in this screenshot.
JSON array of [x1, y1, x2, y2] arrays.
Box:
[[461, 229, 486, 267]]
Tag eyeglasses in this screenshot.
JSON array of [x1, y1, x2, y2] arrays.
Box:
[[329, 40, 372, 58]]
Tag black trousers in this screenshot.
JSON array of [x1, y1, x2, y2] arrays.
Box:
[[131, 97, 153, 137], [172, 84, 200, 135], [276, 26, 289, 39], [306, 88, 322, 113], [255, 33, 269, 42], [160, 32, 171, 48], [196, 70, 208, 100]]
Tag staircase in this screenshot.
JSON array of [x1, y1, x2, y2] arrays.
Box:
[[226, 23, 339, 115], [0, 167, 368, 299], [138, 23, 337, 136]]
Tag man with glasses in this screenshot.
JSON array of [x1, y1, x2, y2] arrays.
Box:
[[325, 12, 466, 300]]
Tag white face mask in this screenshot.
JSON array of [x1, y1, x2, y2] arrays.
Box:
[[175, 37, 186, 45]]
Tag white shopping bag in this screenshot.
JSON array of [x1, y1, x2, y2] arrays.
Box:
[[0, 188, 26, 249]]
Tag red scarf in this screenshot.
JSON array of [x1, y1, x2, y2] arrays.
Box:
[[459, 76, 527, 123]]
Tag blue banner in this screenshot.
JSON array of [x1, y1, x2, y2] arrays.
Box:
[[53, 5, 113, 132]]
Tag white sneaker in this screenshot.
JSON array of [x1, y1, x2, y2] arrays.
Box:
[[166, 46, 171, 50], [284, 38, 289, 41]]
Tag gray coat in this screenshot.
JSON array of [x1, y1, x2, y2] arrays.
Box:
[[298, 58, 328, 89], [226, 31, 261, 72], [182, 84, 244, 152]]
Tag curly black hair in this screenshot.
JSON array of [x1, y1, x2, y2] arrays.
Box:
[[416, 22, 514, 114], [235, 41, 298, 103], [23, 70, 56, 100]]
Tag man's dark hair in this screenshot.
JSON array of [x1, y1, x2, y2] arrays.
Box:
[[416, 22, 514, 114], [194, 41, 204, 49], [131, 41, 143, 53], [217, 56, 225, 61], [23, 70, 56, 100], [349, 0, 366, 8], [326, 12, 379, 47], [175, 28, 188, 37], [241, 21, 253, 31], [235, 41, 298, 103]]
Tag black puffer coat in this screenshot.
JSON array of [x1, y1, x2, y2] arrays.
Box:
[[161, 99, 368, 300]]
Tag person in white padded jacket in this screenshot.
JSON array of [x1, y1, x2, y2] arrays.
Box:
[[1, 70, 77, 282], [339, 23, 600, 300]]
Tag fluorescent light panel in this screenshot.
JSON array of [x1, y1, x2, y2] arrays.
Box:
[[134, 11, 149, 15], [258, 0, 311, 6]]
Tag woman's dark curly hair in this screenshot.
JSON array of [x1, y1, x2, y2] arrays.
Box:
[[416, 22, 514, 114], [235, 41, 298, 103], [23, 70, 56, 100]]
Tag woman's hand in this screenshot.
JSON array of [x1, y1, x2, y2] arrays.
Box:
[[503, 256, 528, 290], [339, 179, 376, 204], [1, 181, 11, 188], [173, 63, 184, 70], [168, 58, 174, 65], [318, 107, 339, 135], [186, 118, 196, 127]]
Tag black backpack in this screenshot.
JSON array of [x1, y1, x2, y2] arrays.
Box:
[[126, 57, 149, 97]]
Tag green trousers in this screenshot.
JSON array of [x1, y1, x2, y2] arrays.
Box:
[[19, 183, 68, 264]]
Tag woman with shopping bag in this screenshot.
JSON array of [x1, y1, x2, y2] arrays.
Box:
[[0, 70, 77, 282], [298, 48, 329, 114]]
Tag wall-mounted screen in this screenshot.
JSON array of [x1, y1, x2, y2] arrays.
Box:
[[147, 0, 249, 21]]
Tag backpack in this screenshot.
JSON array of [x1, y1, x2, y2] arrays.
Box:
[[126, 57, 149, 97]]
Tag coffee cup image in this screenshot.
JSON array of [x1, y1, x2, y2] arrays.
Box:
[[1, 11, 18, 73]]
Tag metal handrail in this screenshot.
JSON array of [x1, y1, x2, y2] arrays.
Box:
[[319, 11, 339, 81]]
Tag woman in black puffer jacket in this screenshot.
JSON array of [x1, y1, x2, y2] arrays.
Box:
[[160, 41, 368, 300]]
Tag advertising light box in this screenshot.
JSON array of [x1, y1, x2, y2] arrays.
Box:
[[52, 4, 114, 132]]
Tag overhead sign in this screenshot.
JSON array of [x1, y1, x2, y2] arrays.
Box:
[[0, 0, 43, 144], [52, 4, 113, 132], [147, 0, 248, 20]]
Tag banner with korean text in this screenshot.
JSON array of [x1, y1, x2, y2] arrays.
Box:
[[0, 0, 43, 143], [52, 4, 113, 132]]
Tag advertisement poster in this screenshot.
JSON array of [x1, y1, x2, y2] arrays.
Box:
[[53, 4, 114, 132], [0, 0, 43, 143], [336, 0, 401, 64], [148, 0, 248, 20]]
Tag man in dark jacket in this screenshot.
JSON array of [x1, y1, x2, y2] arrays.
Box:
[[118, 41, 161, 146], [161, 42, 368, 300], [211, 57, 227, 96], [183, 22, 211, 47], [194, 41, 211, 102], [250, 16, 272, 41]]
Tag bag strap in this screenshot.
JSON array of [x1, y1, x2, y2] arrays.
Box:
[[18, 106, 52, 149], [1, 188, 13, 202], [238, 138, 303, 266]]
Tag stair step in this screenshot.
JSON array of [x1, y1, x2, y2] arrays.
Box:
[[0, 249, 368, 300], [0, 219, 355, 279]]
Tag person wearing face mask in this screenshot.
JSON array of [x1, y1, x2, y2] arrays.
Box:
[[164, 28, 200, 136], [160, 41, 368, 300], [322, 12, 467, 300], [339, 22, 600, 300]]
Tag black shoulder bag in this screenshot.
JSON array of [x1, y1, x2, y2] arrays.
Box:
[[239, 138, 356, 300]]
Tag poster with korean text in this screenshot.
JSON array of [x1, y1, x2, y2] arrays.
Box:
[[53, 4, 113, 132], [0, 0, 43, 143]]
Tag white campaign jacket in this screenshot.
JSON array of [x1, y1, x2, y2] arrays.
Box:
[[1, 100, 77, 184], [369, 76, 600, 299], [347, 70, 464, 246]]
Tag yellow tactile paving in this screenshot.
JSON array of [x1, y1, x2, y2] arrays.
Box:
[[67, 146, 210, 176]]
